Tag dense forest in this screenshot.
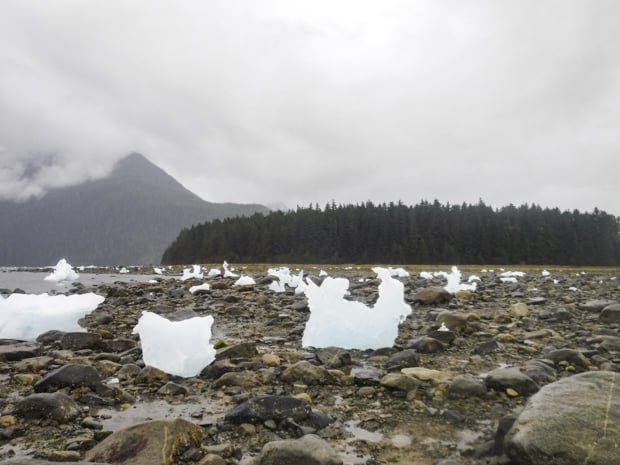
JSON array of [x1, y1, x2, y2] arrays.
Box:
[[161, 200, 620, 266]]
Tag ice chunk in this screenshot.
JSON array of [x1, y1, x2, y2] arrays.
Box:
[[500, 271, 526, 278], [153, 267, 163, 275], [189, 283, 210, 294], [541, 269, 550, 277], [207, 268, 221, 277], [223, 261, 238, 278], [444, 266, 477, 293], [233, 276, 256, 286], [0, 293, 104, 340], [301, 267, 412, 350], [181, 265, 203, 281], [388, 267, 409, 277], [119, 267, 129, 274], [44, 259, 79, 282], [501, 277, 518, 283], [268, 267, 305, 293], [420, 271, 434, 279], [319, 269, 328, 276], [132, 311, 215, 377]]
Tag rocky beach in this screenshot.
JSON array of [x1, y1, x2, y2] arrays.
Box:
[[1, 266, 619, 465]]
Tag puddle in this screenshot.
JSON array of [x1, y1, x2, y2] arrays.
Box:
[[345, 420, 384, 443], [95, 398, 225, 431]]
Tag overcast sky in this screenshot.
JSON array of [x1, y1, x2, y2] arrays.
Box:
[[1, 1, 618, 214]]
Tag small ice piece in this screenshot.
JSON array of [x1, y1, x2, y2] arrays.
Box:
[[268, 267, 305, 293], [189, 283, 210, 294], [438, 323, 449, 332], [132, 311, 215, 377], [541, 269, 550, 277], [500, 271, 526, 278], [569, 286, 578, 291], [420, 271, 434, 279], [269, 280, 286, 293], [181, 265, 203, 281], [553, 279, 559, 284], [501, 277, 518, 283], [444, 266, 476, 293], [388, 267, 409, 277], [207, 268, 221, 277], [44, 259, 79, 282], [119, 267, 129, 274], [148, 279, 158, 284], [301, 267, 412, 350], [468, 275, 481, 282], [233, 275, 256, 286], [153, 267, 163, 275], [223, 261, 238, 278], [319, 269, 328, 277], [0, 293, 104, 340]]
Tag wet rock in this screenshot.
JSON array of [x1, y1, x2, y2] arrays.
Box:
[[385, 349, 420, 371], [523, 360, 557, 386], [134, 366, 168, 385], [447, 375, 487, 398], [599, 303, 620, 324], [315, 347, 351, 368], [280, 361, 338, 385], [14, 392, 80, 423], [35, 330, 66, 344], [103, 338, 137, 353], [215, 342, 258, 361], [350, 366, 383, 386], [252, 434, 342, 465], [34, 364, 108, 393], [504, 371, 620, 465], [0, 342, 42, 361], [408, 336, 445, 354], [485, 367, 539, 396], [413, 287, 452, 305], [579, 299, 617, 312], [157, 381, 189, 396], [225, 395, 311, 424], [60, 332, 103, 350], [85, 418, 206, 465]]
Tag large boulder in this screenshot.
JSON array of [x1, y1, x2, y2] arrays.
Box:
[[14, 392, 80, 423], [225, 395, 310, 425], [85, 418, 205, 465], [504, 371, 620, 465], [252, 434, 342, 465], [413, 287, 452, 305]]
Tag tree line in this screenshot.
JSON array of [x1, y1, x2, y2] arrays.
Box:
[[161, 200, 620, 266]]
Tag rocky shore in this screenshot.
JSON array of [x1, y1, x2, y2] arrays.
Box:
[[1, 267, 619, 465]]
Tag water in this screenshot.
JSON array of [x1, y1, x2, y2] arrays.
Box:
[[0, 269, 167, 295]]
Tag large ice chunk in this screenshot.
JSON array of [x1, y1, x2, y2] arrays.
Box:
[[44, 258, 79, 282], [444, 266, 477, 293], [0, 293, 104, 340], [132, 311, 216, 377], [301, 267, 411, 350], [180, 265, 203, 281]]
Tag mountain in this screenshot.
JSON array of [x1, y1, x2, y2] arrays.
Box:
[[0, 153, 269, 266]]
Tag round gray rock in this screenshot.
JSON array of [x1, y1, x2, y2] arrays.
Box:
[[504, 371, 620, 465], [252, 434, 342, 465]]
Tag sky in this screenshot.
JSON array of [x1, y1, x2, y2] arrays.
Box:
[[1, 1, 619, 214]]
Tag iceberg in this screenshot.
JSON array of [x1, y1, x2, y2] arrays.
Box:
[[180, 265, 203, 281], [233, 275, 256, 286], [44, 258, 79, 282], [301, 267, 412, 350], [132, 311, 216, 377], [0, 292, 104, 340]]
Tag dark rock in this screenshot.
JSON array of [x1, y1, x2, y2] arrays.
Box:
[[599, 303, 620, 324], [545, 349, 590, 369], [504, 371, 620, 465], [485, 367, 539, 396], [523, 360, 557, 386], [252, 434, 342, 465], [35, 330, 66, 344], [385, 349, 420, 371], [157, 381, 190, 396], [14, 392, 80, 423], [60, 332, 103, 350], [428, 328, 456, 344], [408, 336, 445, 354], [599, 336, 620, 352], [225, 395, 311, 424], [103, 338, 137, 353], [34, 364, 106, 393], [447, 375, 487, 398], [0, 342, 42, 361], [579, 299, 617, 312], [413, 287, 452, 305], [474, 340, 503, 355], [350, 366, 383, 386], [213, 371, 257, 389], [134, 366, 168, 385], [215, 342, 258, 361], [316, 347, 351, 368]]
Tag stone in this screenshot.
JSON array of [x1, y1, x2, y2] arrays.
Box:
[[13, 356, 54, 372], [408, 336, 445, 354], [504, 371, 620, 465], [485, 367, 539, 396], [14, 392, 80, 423], [262, 353, 281, 367], [197, 454, 227, 465], [401, 367, 454, 384], [85, 418, 206, 465], [280, 361, 337, 385], [435, 312, 470, 332], [447, 375, 487, 398], [157, 381, 189, 396], [545, 349, 590, 369], [252, 434, 342, 465], [350, 366, 383, 386], [385, 349, 420, 371], [225, 395, 311, 424], [34, 364, 107, 393], [508, 303, 530, 318], [474, 339, 503, 355], [413, 287, 452, 305], [0, 342, 42, 362], [213, 371, 258, 389], [315, 347, 351, 368], [380, 373, 420, 392], [60, 332, 103, 350], [134, 365, 168, 385], [215, 342, 258, 361], [579, 299, 617, 312], [599, 303, 620, 324]]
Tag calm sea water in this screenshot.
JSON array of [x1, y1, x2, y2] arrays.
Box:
[[0, 269, 165, 295]]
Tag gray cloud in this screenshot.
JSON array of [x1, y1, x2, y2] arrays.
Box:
[[1, 0, 618, 214]]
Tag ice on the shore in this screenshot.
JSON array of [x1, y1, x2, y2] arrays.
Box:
[[500, 271, 526, 278], [44, 259, 79, 282], [119, 267, 129, 274], [501, 277, 518, 283], [301, 267, 412, 350], [223, 261, 238, 278], [189, 283, 210, 294], [388, 267, 409, 277], [319, 269, 328, 277], [207, 268, 221, 277], [233, 276, 256, 286], [153, 267, 163, 275], [268, 267, 305, 293], [0, 292, 104, 340], [542, 269, 550, 277], [132, 311, 215, 377], [181, 265, 203, 281], [444, 266, 477, 293]]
